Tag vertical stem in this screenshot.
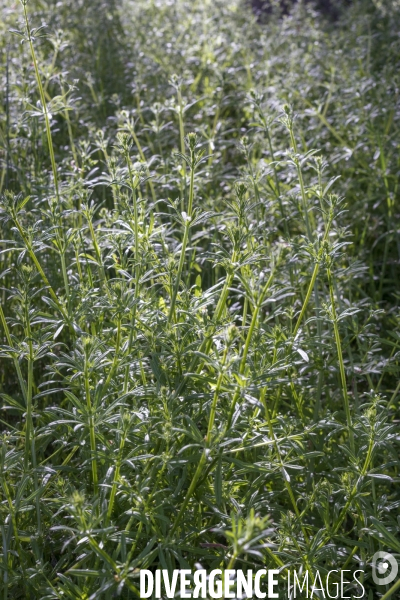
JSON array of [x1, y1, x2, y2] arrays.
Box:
[[5, 44, 10, 192], [325, 433, 374, 543], [177, 87, 186, 214], [22, 1, 59, 202], [105, 318, 121, 393], [107, 421, 127, 522], [0, 303, 26, 402], [84, 358, 98, 495], [13, 216, 69, 324], [288, 126, 313, 241], [60, 79, 78, 166], [265, 125, 292, 242], [171, 248, 238, 401], [1, 525, 8, 600], [205, 344, 229, 443], [287, 120, 325, 426], [125, 120, 157, 204], [327, 265, 355, 454], [168, 440, 206, 538], [60, 250, 70, 301], [292, 220, 332, 338], [379, 578, 400, 600], [225, 267, 276, 431], [24, 350, 33, 472], [24, 301, 41, 535], [169, 333, 231, 537], [124, 157, 140, 393], [168, 159, 195, 324], [22, 2, 72, 303], [126, 158, 140, 294], [1, 476, 27, 591], [261, 388, 309, 544], [86, 210, 107, 288]]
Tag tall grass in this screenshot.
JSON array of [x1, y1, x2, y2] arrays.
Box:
[[0, 0, 399, 598]]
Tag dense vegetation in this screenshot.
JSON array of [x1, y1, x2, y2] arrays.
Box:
[[0, 0, 399, 598]]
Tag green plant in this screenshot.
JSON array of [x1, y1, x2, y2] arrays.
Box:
[[0, 0, 399, 598]]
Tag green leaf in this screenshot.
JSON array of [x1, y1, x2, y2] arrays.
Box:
[[370, 517, 400, 553]]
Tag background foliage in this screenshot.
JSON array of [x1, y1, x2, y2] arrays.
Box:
[[0, 0, 399, 598]]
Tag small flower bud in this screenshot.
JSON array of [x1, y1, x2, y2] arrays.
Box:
[[186, 132, 197, 152]]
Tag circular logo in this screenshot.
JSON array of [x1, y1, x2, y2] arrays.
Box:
[[372, 551, 398, 586]]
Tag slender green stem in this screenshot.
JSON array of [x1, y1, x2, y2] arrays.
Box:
[[59, 79, 78, 166], [107, 420, 127, 522], [13, 216, 70, 325], [23, 353, 33, 473], [170, 248, 238, 402], [293, 222, 331, 338], [105, 318, 121, 394], [23, 301, 41, 535], [205, 344, 229, 443], [22, 1, 59, 202], [60, 250, 70, 301], [169, 450, 206, 538], [1, 475, 27, 592], [123, 156, 141, 392], [0, 303, 26, 402], [288, 126, 313, 241], [84, 358, 98, 495], [261, 387, 310, 544], [121, 450, 170, 566], [177, 87, 186, 213], [327, 265, 355, 454], [23, 0, 72, 304], [379, 577, 400, 600], [86, 211, 107, 287], [170, 337, 229, 536], [224, 266, 276, 431], [168, 158, 195, 323], [125, 120, 157, 204], [125, 155, 140, 292], [388, 379, 400, 409], [186, 261, 278, 524], [318, 432, 374, 551]]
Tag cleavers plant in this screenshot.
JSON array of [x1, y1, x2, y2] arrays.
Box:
[[0, 0, 399, 598]]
